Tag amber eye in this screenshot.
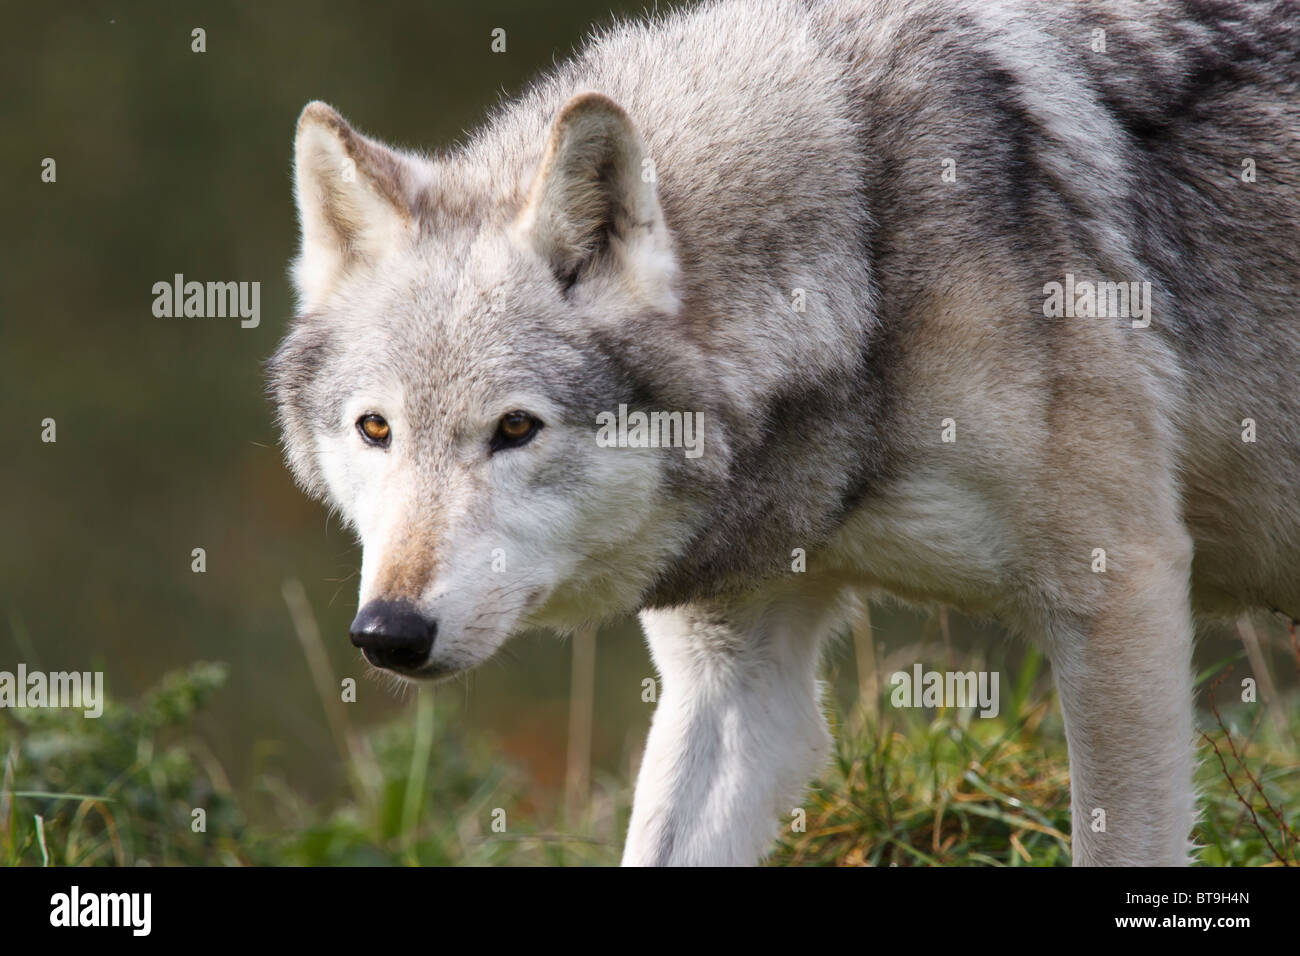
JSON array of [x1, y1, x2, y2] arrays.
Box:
[[491, 411, 541, 452], [357, 414, 391, 447]]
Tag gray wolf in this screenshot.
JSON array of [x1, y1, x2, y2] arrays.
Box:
[[268, 0, 1300, 865]]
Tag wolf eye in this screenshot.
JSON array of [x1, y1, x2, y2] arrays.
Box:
[[491, 411, 541, 452], [357, 414, 391, 447]]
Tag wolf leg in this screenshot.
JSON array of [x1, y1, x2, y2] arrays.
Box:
[[1048, 534, 1197, 866], [622, 593, 840, 866]]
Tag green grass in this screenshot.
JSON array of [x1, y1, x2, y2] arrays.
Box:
[[1, 662, 244, 866], [773, 646, 1073, 866], [2, 652, 1295, 866], [772, 648, 1300, 866], [0, 662, 625, 866]]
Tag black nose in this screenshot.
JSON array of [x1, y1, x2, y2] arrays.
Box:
[[349, 600, 435, 671]]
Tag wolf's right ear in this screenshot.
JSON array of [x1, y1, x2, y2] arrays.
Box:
[[293, 102, 423, 310], [515, 92, 677, 311]]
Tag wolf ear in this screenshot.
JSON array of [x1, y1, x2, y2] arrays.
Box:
[[515, 92, 677, 308], [293, 102, 422, 310]]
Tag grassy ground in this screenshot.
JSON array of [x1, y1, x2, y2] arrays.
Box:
[[2, 649, 1296, 866], [0, 663, 620, 866], [772, 647, 1299, 866]]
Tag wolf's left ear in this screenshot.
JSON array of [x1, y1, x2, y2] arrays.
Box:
[[293, 101, 424, 310], [515, 92, 677, 310]]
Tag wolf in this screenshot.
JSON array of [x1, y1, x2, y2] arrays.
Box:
[[268, 0, 1300, 866]]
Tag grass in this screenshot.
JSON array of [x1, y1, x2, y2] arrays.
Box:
[[1, 646, 1295, 866], [0, 662, 625, 866], [772, 649, 1073, 866], [0, 662, 245, 866], [772, 646, 1300, 866]]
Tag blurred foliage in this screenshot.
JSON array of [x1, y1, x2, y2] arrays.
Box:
[[1, 662, 626, 866], [1, 662, 242, 866], [3, 653, 1294, 867]]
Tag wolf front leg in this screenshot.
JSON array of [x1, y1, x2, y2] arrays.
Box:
[[1047, 535, 1198, 866], [622, 596, 840, 866]]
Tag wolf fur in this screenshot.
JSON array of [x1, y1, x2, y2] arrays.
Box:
[[269, 0, 1300, 866]]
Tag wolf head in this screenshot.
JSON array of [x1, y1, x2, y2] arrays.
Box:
[[268, 94, 719, 679]]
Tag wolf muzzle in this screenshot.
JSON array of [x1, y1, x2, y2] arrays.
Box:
[[349, 599, 435, 671]]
